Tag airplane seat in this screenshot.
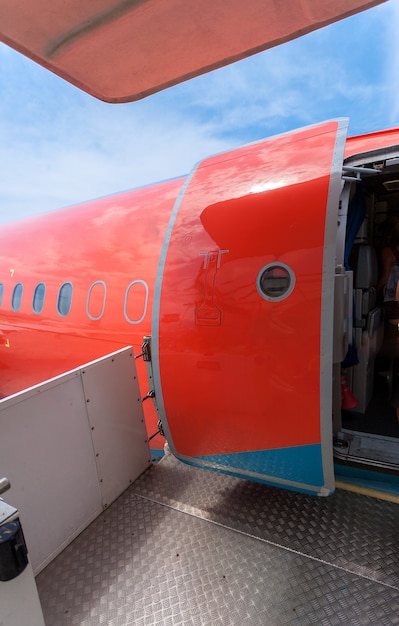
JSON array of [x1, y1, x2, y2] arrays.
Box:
[[350, 243, 379, 327], [347, 243, 382, 413]]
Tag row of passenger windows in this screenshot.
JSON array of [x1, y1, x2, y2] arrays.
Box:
[[0, 280, 149, 324]]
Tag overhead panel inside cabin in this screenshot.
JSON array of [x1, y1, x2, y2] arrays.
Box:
[[0, 0, 386, 103]]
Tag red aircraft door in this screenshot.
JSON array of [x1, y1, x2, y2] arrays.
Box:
[[153, 119, 348, 495]]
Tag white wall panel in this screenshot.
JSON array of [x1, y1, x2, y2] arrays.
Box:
[[0, 347, 150, 573]]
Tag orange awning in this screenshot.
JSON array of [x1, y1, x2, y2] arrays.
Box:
[[0, 0, 386, 102]]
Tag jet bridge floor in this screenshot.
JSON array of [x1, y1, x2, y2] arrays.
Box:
[[36, 453, 399, 626]]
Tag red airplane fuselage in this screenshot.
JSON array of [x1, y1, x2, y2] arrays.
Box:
[[2, 120, 399, 495]]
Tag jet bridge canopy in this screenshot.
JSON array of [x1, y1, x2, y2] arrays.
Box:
[[0, 0, 386, 102]]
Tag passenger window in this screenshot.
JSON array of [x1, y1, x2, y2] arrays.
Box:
[[32, 282, 46, 314], [57, 282, 73, 316], [124, 280, 149, 324], [86, 281, 106, 320], [12, 283, 23, 312], [0, 283, 4, 306]]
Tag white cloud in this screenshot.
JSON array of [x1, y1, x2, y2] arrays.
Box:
[[0, 95, 234, 222], [182, 1, 397, 136]]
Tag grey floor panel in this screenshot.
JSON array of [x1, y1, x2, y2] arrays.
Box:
[[36, 454, 399, 625], [133, 454, 399, 590]]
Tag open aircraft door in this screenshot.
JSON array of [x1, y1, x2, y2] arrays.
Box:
[[152, 119, 349, 496]]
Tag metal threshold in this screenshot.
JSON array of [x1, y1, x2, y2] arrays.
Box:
[[335, 429, 399, 471]]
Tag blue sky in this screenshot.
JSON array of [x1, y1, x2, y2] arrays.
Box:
[[0, 0, 398, 223]]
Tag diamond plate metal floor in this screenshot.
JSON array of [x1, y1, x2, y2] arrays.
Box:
[[36, 454, 399, 625]]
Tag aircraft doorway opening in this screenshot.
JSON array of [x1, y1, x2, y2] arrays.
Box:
[[334, 149, 399, 476]]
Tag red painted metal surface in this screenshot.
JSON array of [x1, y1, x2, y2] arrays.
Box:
[[157, 121, 343, 457], [0, 178, 183, 448], [0, 0, 385, 102], [345, 127, 399, 158]]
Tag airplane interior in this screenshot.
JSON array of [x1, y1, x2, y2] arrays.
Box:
[[334, 147, 399, 471]]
